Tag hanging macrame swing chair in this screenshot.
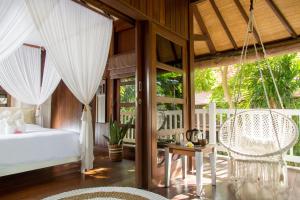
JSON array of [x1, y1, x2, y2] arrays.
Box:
[[219, 1, 299, 199]]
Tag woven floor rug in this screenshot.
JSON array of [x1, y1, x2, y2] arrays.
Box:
[[43, 187, 168, 200]]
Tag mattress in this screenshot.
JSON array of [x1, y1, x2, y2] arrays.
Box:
[[0, 124, 80, 166]]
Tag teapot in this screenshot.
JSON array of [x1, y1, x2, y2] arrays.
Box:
[[186, 129, 207, 146], [186, 129, 200, 144]]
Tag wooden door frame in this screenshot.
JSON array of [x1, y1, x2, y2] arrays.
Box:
[[150, 23, 190, 186]]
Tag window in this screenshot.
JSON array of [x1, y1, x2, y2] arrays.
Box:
[[118, 77, 135, 144], [154, 32, 187, 169], [156, 34, 183, 69], [156, 69, 183, 98], [0, 88, 9, 107], [119, 77, 135, 113], [155, 34, 186, 140]]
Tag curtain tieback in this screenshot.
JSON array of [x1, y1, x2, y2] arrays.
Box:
[[35, 105, 41, 117], [81, 104, 91, 121]]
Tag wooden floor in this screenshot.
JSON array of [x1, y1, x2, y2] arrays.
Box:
[[1, 154, 300, 200], [0, 154, 135, 200]]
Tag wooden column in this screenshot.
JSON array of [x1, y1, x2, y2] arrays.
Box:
[[188, 2, 196, 172], [188, 3, 195, 129], [135, 21, 151, 188]]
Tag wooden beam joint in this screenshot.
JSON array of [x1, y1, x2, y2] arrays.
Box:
[[192, 5, 216, 53]]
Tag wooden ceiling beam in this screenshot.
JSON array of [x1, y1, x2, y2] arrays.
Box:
[[194, 37, 300, 68], [193, 34, 208, 41], [114, 19, 135, 32], [265, 0, 297, 38], [193, 6, 216, 54], [233, 0, 260, 43], [73, 0, 112, 19], [190, 0, 207, 6], [209, 0, 238, 49], [79, 0, 135, 25]]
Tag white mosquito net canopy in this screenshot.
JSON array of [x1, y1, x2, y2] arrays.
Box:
[[0, 0, 113, 172]]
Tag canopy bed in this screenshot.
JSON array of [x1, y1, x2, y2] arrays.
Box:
[[0, 0, 112, 175], [0, 123, 80, 177], [0, 106, 81, 177]]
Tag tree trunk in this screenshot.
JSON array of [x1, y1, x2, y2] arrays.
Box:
[[220, 66, 234, 108], [269, 97, 277, 109]]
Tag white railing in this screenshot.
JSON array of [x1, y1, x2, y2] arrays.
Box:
[[120, 112, 135, 145], [195, 102, 300, 164], [121, 110, 183, 146], [121, 103, 300, 165], [157, 110, 184, 139]]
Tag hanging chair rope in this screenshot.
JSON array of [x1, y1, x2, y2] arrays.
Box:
[[230, 0, 285, 153], [249, 2, 285, 159], [233, 0, 283, 110]]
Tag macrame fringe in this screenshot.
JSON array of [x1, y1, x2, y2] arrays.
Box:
[[228, 159, 290, 200]]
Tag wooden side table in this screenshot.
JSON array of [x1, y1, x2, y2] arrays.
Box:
[[164, 144, 216, 196]]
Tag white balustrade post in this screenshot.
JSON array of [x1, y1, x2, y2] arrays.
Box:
[[209, 102, 217, 144]]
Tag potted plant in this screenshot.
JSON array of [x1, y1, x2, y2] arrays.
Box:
[[104, 118, 133, 162]]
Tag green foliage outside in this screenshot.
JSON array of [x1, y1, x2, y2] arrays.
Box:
[[120, 84, 135, 103], [120, 78, 135, 113], [157, 70, 183, 98], [232, 54, 300, 109], [157, 70, 183, 111], [194, 53, 300, 109], [194, 68, 216, 92]]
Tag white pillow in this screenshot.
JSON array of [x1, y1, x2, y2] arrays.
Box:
[[22, 108, 36, 124], [5, 111, 25, 134], [0, 110, 12, 120], [0, 110, 12, 134], [0, 107, 36, 124], [0, 119, 6, 135], [11, 110, 24, 121]]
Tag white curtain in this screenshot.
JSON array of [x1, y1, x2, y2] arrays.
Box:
[[0, 45, 61, 125], [0, 0, 34, 61], [26, 0, 112, 171]]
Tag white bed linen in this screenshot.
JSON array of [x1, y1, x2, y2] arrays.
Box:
[[0, 124, 80, 166]]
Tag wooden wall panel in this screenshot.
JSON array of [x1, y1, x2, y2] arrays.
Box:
[[95, 122, 109, 150], [99, 0, 189, 39], [114, 28, 135, 54], [51, 81, 82, 132]]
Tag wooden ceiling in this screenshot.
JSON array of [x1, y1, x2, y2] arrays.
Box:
[[192, 0, 300, 66], [78, 0, 300, 67]]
